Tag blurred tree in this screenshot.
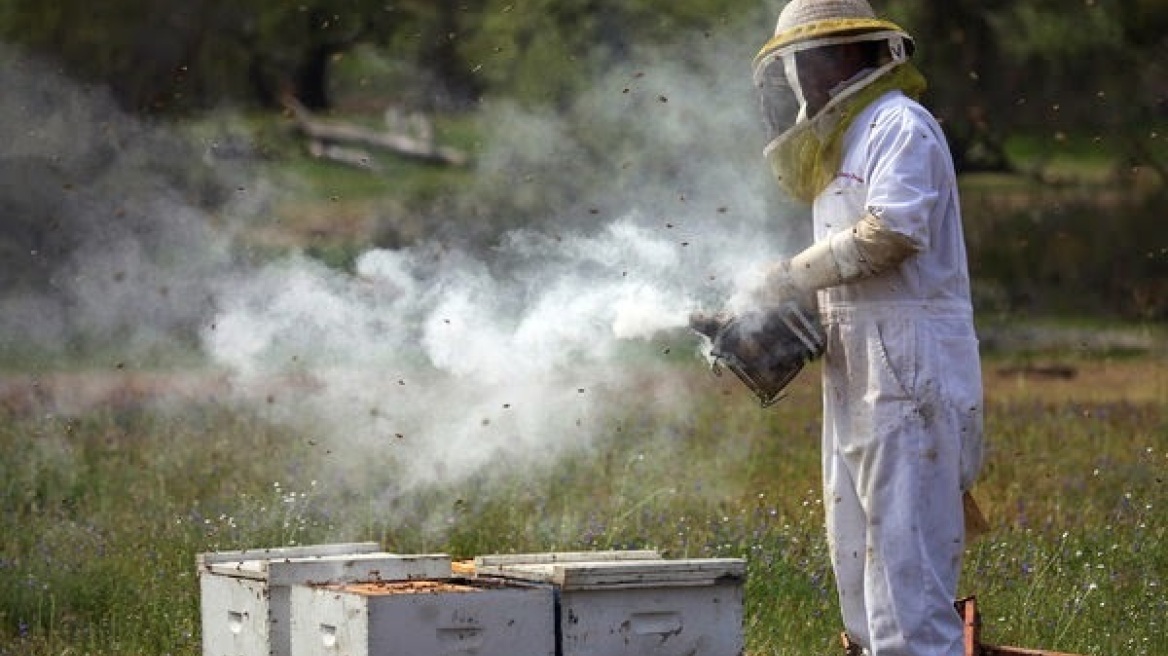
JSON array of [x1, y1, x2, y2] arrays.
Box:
[[884, 0, 1167, 180], [454, 0, 758, 107], [988, 0, 1168, 185], [0, 0, 1162, 186], [880, 0, 1016, 172], [0, 0, 463, 112], [0, 0, 760, 112]]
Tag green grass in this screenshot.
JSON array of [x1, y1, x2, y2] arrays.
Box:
[[0, 353, 1164, 655]]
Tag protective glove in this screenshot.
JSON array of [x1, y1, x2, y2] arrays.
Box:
[[760, 259, 817, 309], [727, 256, 815, 315], [740, 211, 923, 311]]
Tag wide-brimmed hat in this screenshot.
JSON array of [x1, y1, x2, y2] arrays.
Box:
[[755, 0, 912, 65]]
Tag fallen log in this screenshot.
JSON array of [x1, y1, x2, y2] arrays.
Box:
[[307, 140, 381, 171], [283, 97, 469, 167]]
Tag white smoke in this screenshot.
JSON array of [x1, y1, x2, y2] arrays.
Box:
[[2, 13, 805, 504], [202, 215, 702, 490], [199, 22, 806, 499], [0, 45, 242, 357]]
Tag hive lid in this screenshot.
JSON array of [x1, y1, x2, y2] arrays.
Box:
[[196, 542, 383, 567], [474, 549, 661, 568], [201, 552, 452, 584], [479, 557, 746, 590]]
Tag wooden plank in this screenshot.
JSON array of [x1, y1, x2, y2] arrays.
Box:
[[474, 550, 661, 567], [483, 558, 745, 589], [197, 542, 382, 567], [266, 553, 451, 586], [203, 552, 451, 585], [960, 596, 979, 656], [982, 647, 1085, 656], [205, 558, 269, 580], [554, 558, 745, 589], [960, 595, 1085, 656]]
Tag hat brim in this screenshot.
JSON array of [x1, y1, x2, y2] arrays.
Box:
[[754, 18, 910, 66]]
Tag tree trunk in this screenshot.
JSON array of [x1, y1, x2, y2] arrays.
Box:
[[295, 44, 335, 111], [417, 0, 483, 110]]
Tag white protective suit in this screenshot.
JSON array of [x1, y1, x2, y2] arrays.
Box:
[[813, 89, 984, 656]]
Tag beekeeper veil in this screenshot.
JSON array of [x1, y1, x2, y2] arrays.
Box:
[[752, 0, 923, 203]]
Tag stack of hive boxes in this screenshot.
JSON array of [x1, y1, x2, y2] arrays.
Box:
[[198, 543, 746, 656]]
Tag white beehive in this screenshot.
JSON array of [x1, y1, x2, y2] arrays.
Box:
[[289, 577, 556, 656], [198, 542, 450, 656], [474, 553, 746, 656]]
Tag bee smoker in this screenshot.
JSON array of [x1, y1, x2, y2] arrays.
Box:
[[689, 300, 826, 407]]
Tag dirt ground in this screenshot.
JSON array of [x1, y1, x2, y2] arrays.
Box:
[[984, 356, 1167, 405], [1, 351, 1163, 419]]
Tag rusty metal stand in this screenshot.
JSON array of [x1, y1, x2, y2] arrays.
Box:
[[839, 598, 1084, 656], [957, 597, 1085, 656]]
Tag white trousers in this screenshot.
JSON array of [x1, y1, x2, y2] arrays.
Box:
[[820, 303, 983, 656]]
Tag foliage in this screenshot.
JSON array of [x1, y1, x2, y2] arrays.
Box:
[[0, 354, 1164, 655], [0, 0, 443, 111], [2, 3, 1155, 112], [0, 0, 756, 113], [2, 0, 1166, 179], [962, 183, 1168, 320], [453, 0, 760, 106]]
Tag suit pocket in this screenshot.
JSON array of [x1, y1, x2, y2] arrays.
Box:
[[870, 318, 917, 402], [938, 334, 984, 489]]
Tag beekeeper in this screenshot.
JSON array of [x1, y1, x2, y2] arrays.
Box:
[[742, 1, 985, 654]]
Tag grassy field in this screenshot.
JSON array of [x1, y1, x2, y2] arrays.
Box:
[[0, 346, 1164, 656], [1, 112, 1163, 655]]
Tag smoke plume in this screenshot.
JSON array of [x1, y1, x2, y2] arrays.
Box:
[[1, 15, 806, 507]]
